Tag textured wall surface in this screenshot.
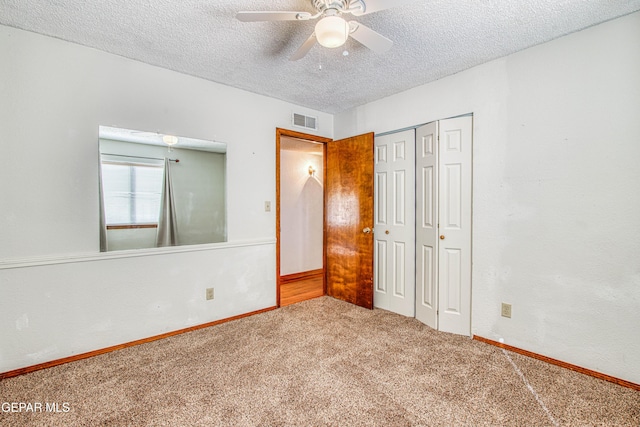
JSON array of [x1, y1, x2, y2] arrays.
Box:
[[0, 24, 331, 373], [335, 12, 640, 384], [1, 10, 639, 383]]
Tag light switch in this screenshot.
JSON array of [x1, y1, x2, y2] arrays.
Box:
[[265, 201, 271, 212]]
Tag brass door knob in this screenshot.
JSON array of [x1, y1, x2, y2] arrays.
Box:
[[440, 235, 445, 240], [385, 230, 390, 235]]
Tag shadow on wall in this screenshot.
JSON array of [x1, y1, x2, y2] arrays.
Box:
[[298, 176, 323, 270]]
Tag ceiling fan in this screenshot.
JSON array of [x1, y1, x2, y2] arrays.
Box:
[[237, 0, 409, 61]]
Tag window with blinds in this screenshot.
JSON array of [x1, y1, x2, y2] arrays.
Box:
[[101, 161, 164, 226]]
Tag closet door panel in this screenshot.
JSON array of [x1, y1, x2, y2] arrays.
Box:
[[415, 121, 439, 329], [373, 130, 415, 316]]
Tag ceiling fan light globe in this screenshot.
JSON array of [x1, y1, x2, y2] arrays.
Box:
[[315, 16, 349, 48], [162, 135, 179, 146]]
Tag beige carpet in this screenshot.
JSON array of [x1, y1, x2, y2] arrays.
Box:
[[1, 296, 638, 426]]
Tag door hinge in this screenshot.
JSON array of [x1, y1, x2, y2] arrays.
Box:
[[437, 310, 439, 315]]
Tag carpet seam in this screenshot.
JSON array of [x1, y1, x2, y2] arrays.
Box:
[[502, 349, 560, 427]]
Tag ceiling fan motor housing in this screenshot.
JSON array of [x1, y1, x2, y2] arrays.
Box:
[[312, 0, 350, 14]]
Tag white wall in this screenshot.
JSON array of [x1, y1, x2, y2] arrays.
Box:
[[170, 149, 226, 245], [335, 12, 640, 384], [2, 12, 639, 383], [0, 25, 332, 373], [280, 147, 324, 275]]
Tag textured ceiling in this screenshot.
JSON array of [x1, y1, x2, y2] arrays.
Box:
[[1, 0, 639, 114]]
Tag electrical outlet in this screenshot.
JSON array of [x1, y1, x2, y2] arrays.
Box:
[[501, 303, 512, 318], [265, 201, 271, 212], [206, 288, 214, 300]]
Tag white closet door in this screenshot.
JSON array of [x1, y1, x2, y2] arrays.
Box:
[[415, 122, 439, 329], [437, 116, 472, 336], [415, 116, 472, 336], [373, 129, 416, 317]]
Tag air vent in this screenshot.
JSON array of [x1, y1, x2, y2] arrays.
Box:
[[292, 113, 317, 130]]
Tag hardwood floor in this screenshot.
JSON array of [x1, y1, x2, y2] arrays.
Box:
[[280, 272, 324, 307]]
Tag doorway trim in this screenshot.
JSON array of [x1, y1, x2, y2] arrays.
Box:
[[275, 128, 332, 307]]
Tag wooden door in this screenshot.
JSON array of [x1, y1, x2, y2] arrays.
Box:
[[325, 133, 375, 309], [373, 130, 416, 316]]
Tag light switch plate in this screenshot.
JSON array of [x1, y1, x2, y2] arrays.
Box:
[[265, 201, 271, 212]]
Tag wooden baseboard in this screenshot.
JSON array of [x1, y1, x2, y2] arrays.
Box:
[[473, 335, 640, 391], [280, 269, 323, 283], [0, 306, 277, 380]]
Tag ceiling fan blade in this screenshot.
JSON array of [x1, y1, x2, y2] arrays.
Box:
[[350, 0, 416, 16], [236, 11, 312, 22], [349, 22, 393, 53], [290, 33, 317, 61]]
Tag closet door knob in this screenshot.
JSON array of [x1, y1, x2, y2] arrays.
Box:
[[440, 235, 445, 240]]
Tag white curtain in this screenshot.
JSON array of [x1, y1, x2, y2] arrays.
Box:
[[156, 158, 179, 247], [98, 161, 108, 252]]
